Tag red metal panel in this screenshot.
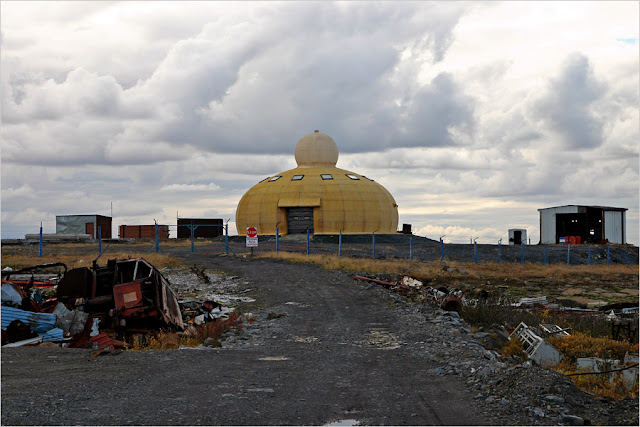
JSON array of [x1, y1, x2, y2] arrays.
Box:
[[113, 282, 143, 310], [85, 222, 94, 237]]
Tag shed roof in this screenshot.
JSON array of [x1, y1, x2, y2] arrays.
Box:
[[538, 205, 627, 212]]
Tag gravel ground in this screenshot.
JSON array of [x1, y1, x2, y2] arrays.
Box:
[[1, 248, 638, 425]]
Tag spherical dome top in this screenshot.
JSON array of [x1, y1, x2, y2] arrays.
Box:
[[294, 130, 338, 167]]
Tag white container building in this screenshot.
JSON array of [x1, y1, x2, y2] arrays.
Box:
[[538, 205, 626, 244]]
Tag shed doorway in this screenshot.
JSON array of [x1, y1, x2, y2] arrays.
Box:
[[287, 207, 314, 234]]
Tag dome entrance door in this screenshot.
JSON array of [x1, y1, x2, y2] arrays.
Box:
[[287, 207, 314, 234]]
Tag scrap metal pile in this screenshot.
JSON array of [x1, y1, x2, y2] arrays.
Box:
[[354, 274, 464, 312], [1, 258, 214, 350]]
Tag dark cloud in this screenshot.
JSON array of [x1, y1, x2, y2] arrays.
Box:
[[534, 53, 607, 149]]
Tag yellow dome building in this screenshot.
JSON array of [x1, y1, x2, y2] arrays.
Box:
[[236, 131, 399, 235]]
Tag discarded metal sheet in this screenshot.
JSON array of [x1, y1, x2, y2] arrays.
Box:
[[42, 328, 66, 342], [1, 306, 56, 334], [2, 336, 43, 347], [89, 332, 124, 350], [1, 283, 23, 305], [510, 322, 563, 367], [539, 324, 571, 337]]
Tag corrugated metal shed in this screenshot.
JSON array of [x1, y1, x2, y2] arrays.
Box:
[[177, 219, 224, 238], [56, 215, 112, 239], [538, 205, 627, 244], [119, 225, 169, 239]]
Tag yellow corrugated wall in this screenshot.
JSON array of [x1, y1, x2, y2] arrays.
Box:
[[236, 166, 398, 235]]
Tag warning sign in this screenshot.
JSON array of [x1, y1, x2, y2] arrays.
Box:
[[246, 227, 258, 247]]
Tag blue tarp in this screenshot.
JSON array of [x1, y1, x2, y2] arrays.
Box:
[[1, 306, 57, 334]]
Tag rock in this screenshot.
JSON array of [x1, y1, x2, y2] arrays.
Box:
[[532, 407, 545, 418], [561, 414, 585, 425], [544, 394, 566, 404], [204, 338, 221, 348], [473, 332, 490, 339]]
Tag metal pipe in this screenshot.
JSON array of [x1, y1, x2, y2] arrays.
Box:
[[39, 223, 43, 258], [521, 242, 525, 265], [225, 221, 229, 255], [588, 245, 591, 265], [98, 226, 102, 254], [307, 228, 310, 255], [474, 238, 478, 264], [544, 245, 548, 266], [372, 231, 376, 259], [498, 239, 502, 265], [339, 229, 343, 258], [155, 222, 159, 253], [440, 235, 445, 262], [567, 243, 571, 265], [409, 236, 413, 261], [607, 245, 610, 265]]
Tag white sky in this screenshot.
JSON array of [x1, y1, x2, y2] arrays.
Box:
[[1, 1, 638, 244]]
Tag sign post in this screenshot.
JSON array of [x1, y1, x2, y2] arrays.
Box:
[[246, 227, 258, 256]]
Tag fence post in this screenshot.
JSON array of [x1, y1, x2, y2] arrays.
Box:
[[474, 240, 478, 264], [588, 246, 591, 265], [39, 223, 43, 258], [307, 229, 310, 255], [498, 239, 501, 265], [372, 232, 376, 259], [155, 223, 160, 253], [567, 244, 571, 265], [98, 226, 102, 254], [440, 236, 445, 262], [225, 223, 229, 255], [190, 225, 195, 252], [409, 235, 413, 261], [544, 245, 548, 266], [626, 247, 629, 265], [339, 230, 343, 258], [521, 243, 525, 265], [607, 245, 610, 265], [276, 226, 279, 253]]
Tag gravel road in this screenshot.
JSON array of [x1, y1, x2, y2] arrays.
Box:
[[1, 254, 638, 426]]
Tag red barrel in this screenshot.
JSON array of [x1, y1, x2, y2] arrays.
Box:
[[565, 236, 571, 245], [575, 236, 581, 244], [570, 236, 576, 245]]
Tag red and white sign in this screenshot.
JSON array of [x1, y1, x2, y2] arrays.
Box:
[[246, 227, 258, 247]]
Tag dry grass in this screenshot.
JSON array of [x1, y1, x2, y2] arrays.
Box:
[[257, 251, 637, 283], [550, 335, 639, 399], [1, 248, 184, 270]]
